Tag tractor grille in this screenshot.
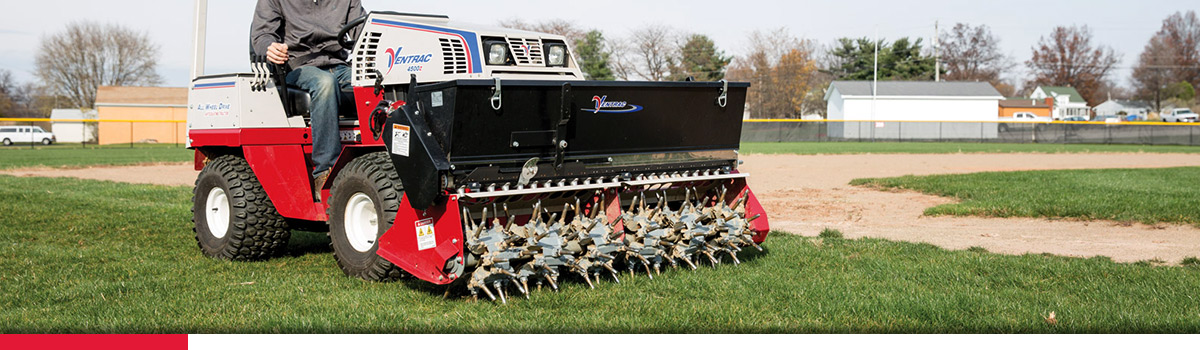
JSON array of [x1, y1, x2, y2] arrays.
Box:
[[507, 37, 544, 66], [441, 38, 468, 75], [354, 31, 383, 82]]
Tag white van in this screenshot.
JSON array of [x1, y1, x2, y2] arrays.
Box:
[[0, 126, 57, 146], [1012, 112, 1052, 122]]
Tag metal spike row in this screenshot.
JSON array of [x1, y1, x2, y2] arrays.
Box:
[[461, 185, 762, 303]]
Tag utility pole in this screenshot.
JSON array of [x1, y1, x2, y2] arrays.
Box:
[[934, 20, 939, 82], [872, 27, 878, 141]]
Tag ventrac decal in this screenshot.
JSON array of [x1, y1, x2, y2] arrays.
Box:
[[582, 95, 644, 114], [380, 46, 433, 75]]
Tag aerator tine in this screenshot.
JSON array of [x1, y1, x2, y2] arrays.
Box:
[[604, 264, 621, 283], [532, 200, 543, 224], [580, 270, 596, 289], [728, 250, 742, 265], [493, 282, 507, 304], [574, 198, 582, 219], [560, 203, 571, 225], [732, 189, 749, 211], [479, 285, 498, 302]]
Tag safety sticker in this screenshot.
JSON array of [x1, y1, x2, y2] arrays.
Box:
[[415, 218, 436, 251], [391, 124, 410, 157]]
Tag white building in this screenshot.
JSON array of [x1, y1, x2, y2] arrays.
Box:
[[1093, 99, 1151, 120], [49, 109, 97, 143], [824, 81, 1004, 139], [1029, 86, 1090, 120]]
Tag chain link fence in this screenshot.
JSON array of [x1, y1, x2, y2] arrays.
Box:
[[742, 120, 1200, 146], [0, 118, 186, 148]]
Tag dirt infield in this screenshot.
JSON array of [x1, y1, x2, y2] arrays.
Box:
[[5, 153, 1200, 263], [741, 153, 1200, 263]]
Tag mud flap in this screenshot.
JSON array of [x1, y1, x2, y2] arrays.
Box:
[[375, 194, 465, 285]]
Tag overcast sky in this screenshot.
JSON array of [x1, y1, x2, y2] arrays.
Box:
[[0, 0, 1193, 89]]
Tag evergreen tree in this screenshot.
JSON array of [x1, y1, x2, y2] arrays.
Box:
[[669, 34, 732, 81], [828, 37, 938, 81], [574, 30, 615, 81]]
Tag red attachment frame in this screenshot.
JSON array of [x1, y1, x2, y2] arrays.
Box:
[[375, 194, 465, 285]]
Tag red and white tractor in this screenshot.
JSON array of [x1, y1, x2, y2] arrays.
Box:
[[187, 3, 769, 302]]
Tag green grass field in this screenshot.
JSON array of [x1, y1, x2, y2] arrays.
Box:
[[3, 175, 1199, 333], [852, 167, 1200, 227], [741, 142, 1200, 155], [0, 144, 191, 169], [3, 142, 1197, 171]]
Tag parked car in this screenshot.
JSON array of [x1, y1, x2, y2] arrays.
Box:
[[1000, 112, 1052, 132], [1163, 108, 1199, 122], [0, 126, 57, 146], [1011, 112, 1052, 122], [1063, 116, 1088, 122]]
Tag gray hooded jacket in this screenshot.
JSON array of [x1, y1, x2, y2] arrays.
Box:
[[251, 0, 366, 70]]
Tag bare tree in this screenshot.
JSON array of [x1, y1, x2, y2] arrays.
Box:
[[1132, 11, 1200, 111], [939, 23, 1014, 88], [35, 21, 162, 109], [728, 28, 821, 118], [0, 70, 64, 117], [1132, 35, 1180, 111], [1025, 25, 1120, 106], [607, 39, 637, 81], [1159, 11, 1200, 87], [0, 70, 15, 116], [628, 25, 677, 81], [497, 18, 585, 46]]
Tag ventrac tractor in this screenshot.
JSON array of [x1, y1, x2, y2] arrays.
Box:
[[187, 5, 769, 302]]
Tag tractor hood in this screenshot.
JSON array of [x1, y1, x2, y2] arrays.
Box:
[[349, 12, 584, 87]]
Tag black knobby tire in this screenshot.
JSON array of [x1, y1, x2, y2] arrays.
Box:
[[41, 138, 52, 145], [327, 152, 408, 281], [192, 155, 291, 260]]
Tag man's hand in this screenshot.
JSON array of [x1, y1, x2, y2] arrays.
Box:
[[266, 42, 289, 65]]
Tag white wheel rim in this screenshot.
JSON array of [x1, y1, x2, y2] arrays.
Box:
[[344, 192, 379, 252], [205, 187, 230, 239]]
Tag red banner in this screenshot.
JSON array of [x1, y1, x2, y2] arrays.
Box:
[[1, 334, 187, 350]]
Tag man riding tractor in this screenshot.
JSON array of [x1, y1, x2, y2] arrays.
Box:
[[251, 0, 365, 200]]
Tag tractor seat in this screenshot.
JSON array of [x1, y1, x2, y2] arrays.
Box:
[[249, 45, 358, 125], [282, 86, 358, 124]]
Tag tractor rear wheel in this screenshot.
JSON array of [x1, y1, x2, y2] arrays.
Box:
[[192, 154, 291, 260], [327, 152, 407, 281]]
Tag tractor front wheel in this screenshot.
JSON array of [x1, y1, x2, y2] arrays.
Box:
[[192, 155, 291, 260], [327, 152, 407, 281]]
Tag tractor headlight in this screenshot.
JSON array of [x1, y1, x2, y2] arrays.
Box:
[[485, 41, 510, 65], [546, 44, 567, 67]]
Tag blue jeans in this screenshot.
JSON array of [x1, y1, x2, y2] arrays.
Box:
[[286, 65, 352, 177]]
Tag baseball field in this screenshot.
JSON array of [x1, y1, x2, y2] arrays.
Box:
[[2, 142, 1199, 333]]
